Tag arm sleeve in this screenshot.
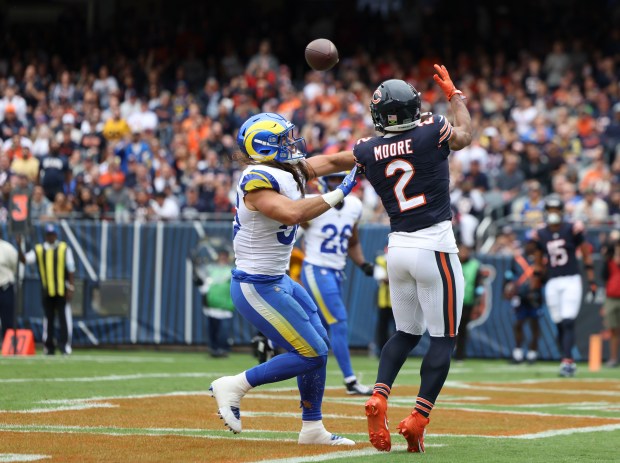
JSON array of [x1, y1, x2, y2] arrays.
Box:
[[24, 250, 37, 265], [65, 247, 76, 273]]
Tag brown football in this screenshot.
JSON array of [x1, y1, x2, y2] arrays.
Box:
[[305, 38, 339, 71]]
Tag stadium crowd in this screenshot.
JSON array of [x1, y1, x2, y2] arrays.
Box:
[[0, 4, 618, 251]]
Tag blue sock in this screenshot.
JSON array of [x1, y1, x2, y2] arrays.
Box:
[[245, 352, 325, 387], [330, 321, 354, 379], [297, 356, 328, 421]]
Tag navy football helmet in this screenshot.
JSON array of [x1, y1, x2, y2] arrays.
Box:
[[370, 79, 422, 133]]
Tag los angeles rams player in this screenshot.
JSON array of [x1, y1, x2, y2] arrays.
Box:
[[531, 196, 597, 377], [299, 172, 374, 396], [209, 113, 357, 446], [355, 65, 472, 453]]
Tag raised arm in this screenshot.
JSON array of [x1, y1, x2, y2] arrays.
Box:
[[305, 150, 356, 180], [433, 64, 472, 151]]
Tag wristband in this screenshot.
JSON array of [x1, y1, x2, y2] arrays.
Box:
[[321, 189, 345, 208], [585, 264, 594, 270], [449, 89, 465, 101]]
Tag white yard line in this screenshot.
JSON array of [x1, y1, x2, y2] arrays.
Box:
[[246, 446, 423, 463], [0, 372, 218, 383], [0, 454, 50, 462], [0, 355, 177, 363]]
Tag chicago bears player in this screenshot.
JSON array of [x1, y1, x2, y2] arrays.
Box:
[[531, 196, 597, 377], [356, 65, 472, 453], [209, 112, 358, 446], [299, 172, 374, 396]]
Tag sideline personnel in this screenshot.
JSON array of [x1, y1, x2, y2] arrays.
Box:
[[18, 223, 75, 355]]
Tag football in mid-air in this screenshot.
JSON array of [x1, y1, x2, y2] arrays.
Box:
[[305, 38, 339, 71]]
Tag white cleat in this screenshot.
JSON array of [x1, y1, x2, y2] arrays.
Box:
[[298, 428, 355, 446], [209, 375, 248, 433]]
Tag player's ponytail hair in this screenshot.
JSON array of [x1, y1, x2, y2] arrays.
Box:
[[233, 150, 311, 197]]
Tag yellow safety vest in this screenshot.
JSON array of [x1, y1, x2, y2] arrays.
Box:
[[35, 241, 68, 297], [375, 255, 391, 309]]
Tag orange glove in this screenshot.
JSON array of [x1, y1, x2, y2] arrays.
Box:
[[433, 64, 464, 101]]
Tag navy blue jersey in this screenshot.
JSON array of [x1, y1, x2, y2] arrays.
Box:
[[535, 222, 584, 278], [353, 115, 453, 232]]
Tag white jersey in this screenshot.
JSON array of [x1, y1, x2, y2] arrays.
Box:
[[233, 165, 302, 275], [303, 195, 362, 271]]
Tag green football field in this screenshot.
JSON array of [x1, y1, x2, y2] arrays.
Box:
[[1, 349, 619, 462]]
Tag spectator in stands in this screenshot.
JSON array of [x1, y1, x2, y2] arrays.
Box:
[[50, 71, 76, 104], [0, 104, 24, 140], [93, 65, 118, 110], [39, 140, 71, 202], [10, 140, 39, 183], [50, 192, 73, 218], [149, 189, 179, 221], [521, 143, 551, 191], [464, 159, 489, 192], [180, 186, 208, 220], [512, 180, 545, 226], [0, 155, 12, 188], [511, 95, 538, 139], [105, 175, 132, 222], [102, 107, 131, 144], [580, 151, 612, 195], [572, 188, 609, 224], [0, 83, 27, 124], [489, 226, 521, 256], [74, 186, 100, 220], [56, 113, 82, 144], [30, 185, 52, 221], [493, 153, 525, 205]]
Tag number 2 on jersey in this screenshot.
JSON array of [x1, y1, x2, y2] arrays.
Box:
[[386, 159, 427, 212]]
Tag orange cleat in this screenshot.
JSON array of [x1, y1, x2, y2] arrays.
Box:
[[397, 410, 430, 453], [365, 393, 391, 452]]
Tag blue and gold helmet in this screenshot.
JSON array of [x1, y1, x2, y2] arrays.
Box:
[[236, 112, 306, 164]]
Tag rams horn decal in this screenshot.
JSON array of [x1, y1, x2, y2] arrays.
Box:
[[372, 89, 382, 104]]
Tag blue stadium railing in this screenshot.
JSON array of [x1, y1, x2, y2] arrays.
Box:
[[2, 220, 609, 360]]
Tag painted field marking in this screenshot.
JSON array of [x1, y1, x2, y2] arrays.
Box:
[[0, 355, 178, 363], [247, 445, 442, 463], [0, 455, 50, 462], [0, 403, 117, 414], [0, 372, 220, 383], [444, 381, 620, 397]]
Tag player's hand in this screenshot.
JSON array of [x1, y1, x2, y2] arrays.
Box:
[[433, 64, 463, 101], [336, 165, 358, 196], [360, 262, 374, 277]]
